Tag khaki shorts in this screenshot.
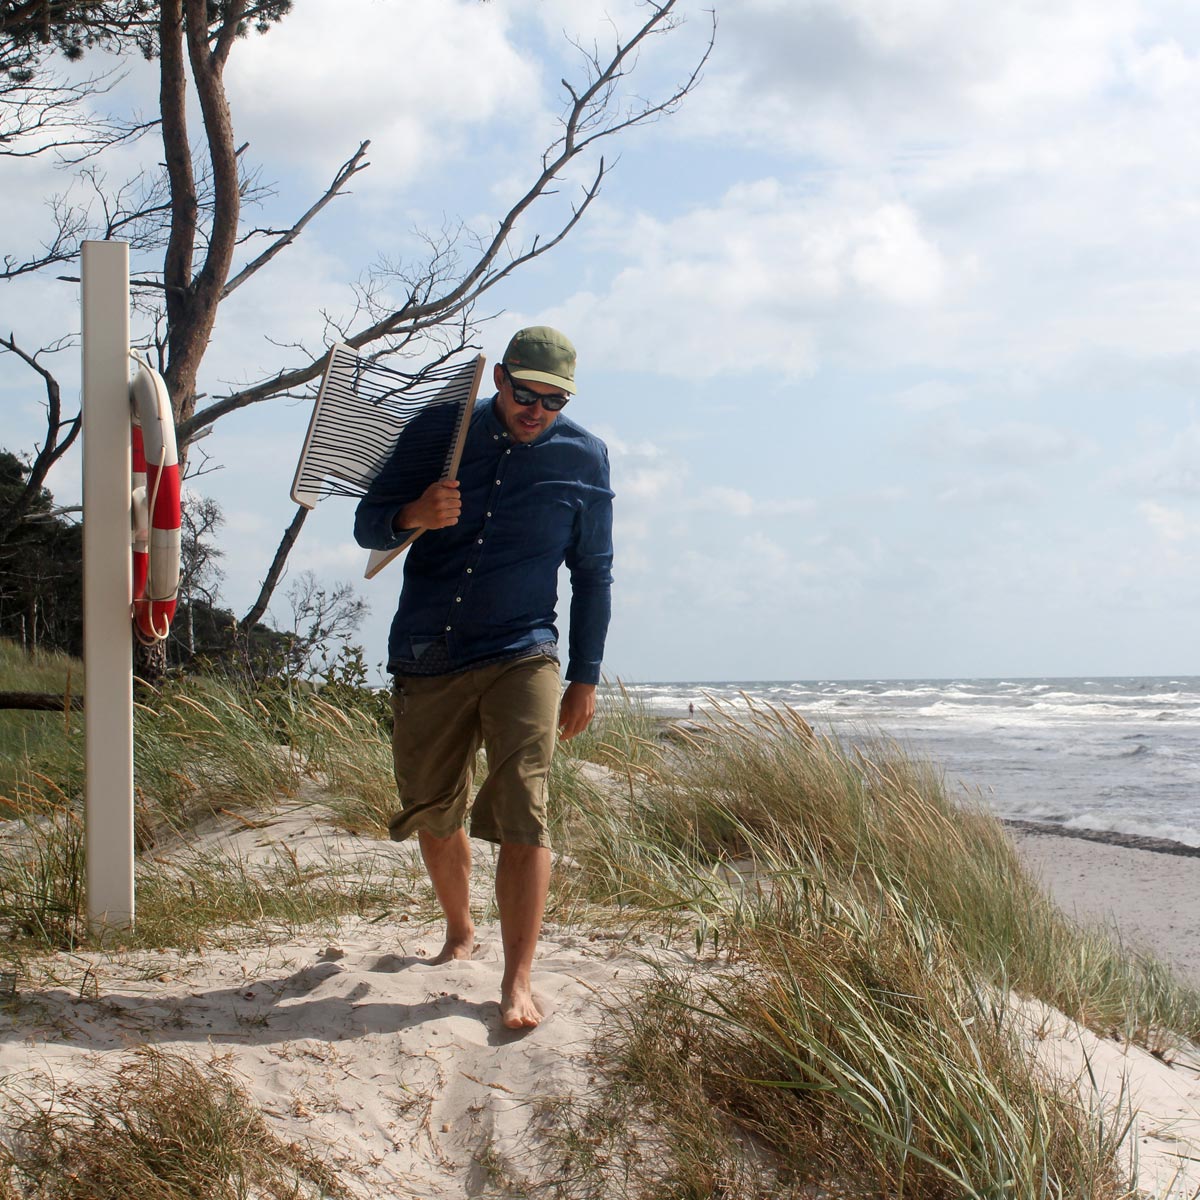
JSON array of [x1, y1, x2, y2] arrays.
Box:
[[388, 654, 561, 848]]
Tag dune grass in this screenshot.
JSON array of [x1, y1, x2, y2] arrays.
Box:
[[563, 934, 1135, 1199], [542, 696, 1197, 1197], [0, 645, 411, 961], [556, 696, 1200, 1051], [3, 641, 1198, 1197], [0, 806, 427, 967], [0, 641, 81, 808], [0, 1046, 350, 1199]]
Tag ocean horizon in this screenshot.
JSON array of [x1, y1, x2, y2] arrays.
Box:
[[609, 675, 1200, 851]]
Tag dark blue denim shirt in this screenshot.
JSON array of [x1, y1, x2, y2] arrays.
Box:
[[354, 396, 614, 683]]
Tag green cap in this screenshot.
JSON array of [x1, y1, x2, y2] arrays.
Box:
[[502, 326, 576, 395]]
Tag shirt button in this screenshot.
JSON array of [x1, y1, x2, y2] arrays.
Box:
[[495, 479, 501, 485], [477, 538, 483, 545], [466, 568, 473, 574], [455, 596, 462, 603], [445, 625, 452, 632], [505, 449, 511, 455], [486, 511, 492, 518]]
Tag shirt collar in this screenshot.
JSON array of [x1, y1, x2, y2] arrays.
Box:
[[484, 395, 511, 440]]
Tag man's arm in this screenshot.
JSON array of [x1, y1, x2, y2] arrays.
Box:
[[561, 448, 614, 737], [393, 480, 461, 531], [353, 405, 462, 550], [558, 681, 596, 740]]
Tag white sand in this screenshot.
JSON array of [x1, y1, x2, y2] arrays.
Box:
[[0, 796, 1196, 1197], [1013, 997, 1200, 1200], [1010, 826, 1200, 1198], [0, 802, 685, 1196], [0, 921, 661, 1196], [1011, 826, 1200, 985]]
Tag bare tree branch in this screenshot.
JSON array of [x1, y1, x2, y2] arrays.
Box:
[[221, 138, 370, 298], [0, 67, 158, 160], [179, 1, 713, 442], [0, 189, 88, 278], [241, 501, 307, 630], [3, 0, 711, 654], [279, 569, 367, 677], [0, 331, 80, 542]]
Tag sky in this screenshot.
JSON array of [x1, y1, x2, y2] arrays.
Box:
[[4, 0, 1200, 682]]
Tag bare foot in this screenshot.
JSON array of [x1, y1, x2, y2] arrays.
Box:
[[500, 980, 542, 1029], [427, 929, 475, 965]]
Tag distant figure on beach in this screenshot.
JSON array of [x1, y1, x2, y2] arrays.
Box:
[[355, 327, 614, 1029], [688, 702, 694, 717]]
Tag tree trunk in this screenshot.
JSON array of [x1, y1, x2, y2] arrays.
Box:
[[159, 0, 246, 472]]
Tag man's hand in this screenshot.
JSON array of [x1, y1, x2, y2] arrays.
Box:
[[558, 681, 597, 741], [394, 480, 461, 532]]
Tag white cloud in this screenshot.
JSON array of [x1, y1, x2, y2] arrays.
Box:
[[222, 510, 269, 536], [890, 381, 965, 411], [659, 524, 872, 628], [291, 539, 371, 574], [686, 0, 1145, 151], [1113, 421, 1200, 497], [1140, 500, 1200, 543], [916, 417, 1089, 466], [687, 486, 816, 518], [226, 1, 538, 186], [937, 475, 1043, 507], [608, 441, 684, 507], [638, 0, 1200, 383], [1128, 37, 1200, 96], [847, 204, 946, 303], [542, 180, 951, 378]]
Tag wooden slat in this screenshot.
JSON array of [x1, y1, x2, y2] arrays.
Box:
[[291, 346, 484, 508]]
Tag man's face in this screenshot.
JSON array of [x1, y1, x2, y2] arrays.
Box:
[[495, 365, 568, 443]]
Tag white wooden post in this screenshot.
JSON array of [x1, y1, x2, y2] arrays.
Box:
[[81, 240, 134, 931]]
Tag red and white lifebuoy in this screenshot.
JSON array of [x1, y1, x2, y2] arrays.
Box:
[[130, 362, 181, 644]]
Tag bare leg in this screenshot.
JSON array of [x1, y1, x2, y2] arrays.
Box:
[[418, 828, 475, 963], [496, 842, 550, 1028]]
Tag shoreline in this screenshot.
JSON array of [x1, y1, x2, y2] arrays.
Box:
[[1003, 818, 1200, 860]]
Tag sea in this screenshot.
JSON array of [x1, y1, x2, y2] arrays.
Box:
[[615, 677, 1200, 851]]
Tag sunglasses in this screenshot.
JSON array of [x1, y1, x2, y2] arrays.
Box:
[[504, 368, 570, 411]]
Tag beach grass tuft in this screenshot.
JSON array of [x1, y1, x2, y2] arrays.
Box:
[[558, 695, 1200, 1048], [0, 645, 416, 960], [544, 693, 1199, 1195], [0, 1046, 350, 1199], [573, 928, 1135, 1200]]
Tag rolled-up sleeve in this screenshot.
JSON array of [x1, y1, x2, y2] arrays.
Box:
[[564, 449, 614, 684], [354, 497, 411, 551]]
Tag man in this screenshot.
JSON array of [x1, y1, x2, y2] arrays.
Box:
[[354, 326, 613, 1030]]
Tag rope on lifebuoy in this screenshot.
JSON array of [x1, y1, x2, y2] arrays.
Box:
[[129, 352, 180, 645]]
